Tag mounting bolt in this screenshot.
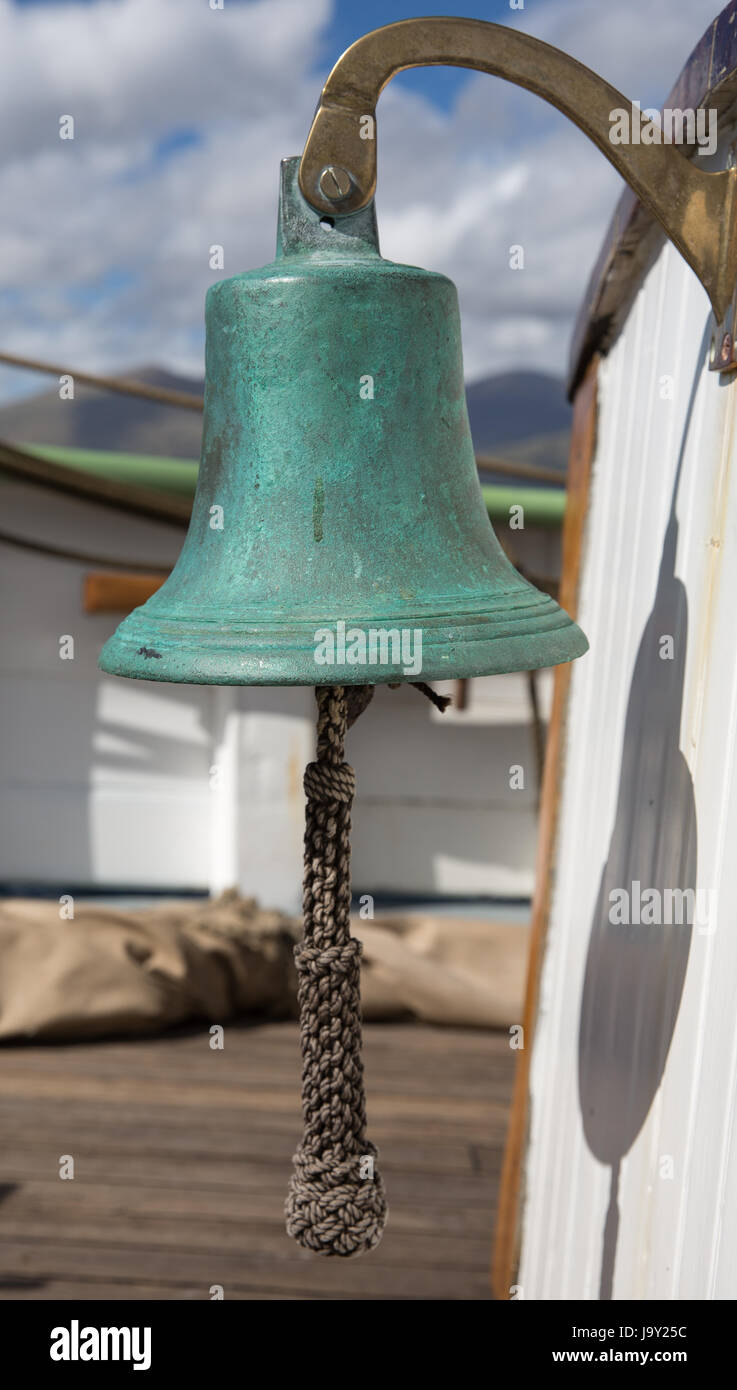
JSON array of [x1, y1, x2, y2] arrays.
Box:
[[720, 332, 733, 366], [318, 165, 353, 202]]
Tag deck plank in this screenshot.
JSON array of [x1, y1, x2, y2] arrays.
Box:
[[0, 1021, 513, 1300]]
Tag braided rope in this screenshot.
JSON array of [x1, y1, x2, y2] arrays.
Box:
[[285, 685, 387, 1256]]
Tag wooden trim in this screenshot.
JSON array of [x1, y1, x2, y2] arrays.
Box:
[[454, 678, 469, 710], [491, 356, 599, 1300], [84, 572, 166, 614]]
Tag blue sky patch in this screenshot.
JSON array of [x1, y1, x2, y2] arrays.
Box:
[[317, 0, 521, 112]]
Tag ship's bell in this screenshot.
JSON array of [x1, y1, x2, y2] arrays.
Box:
[[99, 158, 587, 686]]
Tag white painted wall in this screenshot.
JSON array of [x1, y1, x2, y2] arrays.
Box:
[[518, 239, 737, 1299], [350, 677, 549, 898], [0, 478, 313, 910]]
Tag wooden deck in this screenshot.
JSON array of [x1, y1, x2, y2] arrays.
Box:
[[0, 1021, 513, 1300]]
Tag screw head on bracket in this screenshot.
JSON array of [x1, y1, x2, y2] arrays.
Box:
[[318, 165, 353, 203], [720, 332, 733, 366]]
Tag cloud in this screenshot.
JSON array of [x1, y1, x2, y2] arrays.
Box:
[[0, 0, 329, 159], [374, 0, 721, 380], [0, 0, 724, 404], [0, 0, 328, 398]]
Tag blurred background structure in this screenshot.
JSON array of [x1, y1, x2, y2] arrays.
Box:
[[0, 0, 719, 909], [0, 358, 566, 909]]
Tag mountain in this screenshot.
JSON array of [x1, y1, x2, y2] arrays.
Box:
[[0, 367, 206, 460], [465, 370, 571, 451], [497, 428, 572, 477], [0, 365, 571, 474]]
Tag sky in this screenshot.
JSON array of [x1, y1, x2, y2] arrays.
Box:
[[0, 0, 725, 404]]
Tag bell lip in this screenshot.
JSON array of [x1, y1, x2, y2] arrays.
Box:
[[98, 619, 588, 687]]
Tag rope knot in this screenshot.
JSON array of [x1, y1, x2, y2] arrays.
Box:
[[303, 759, 355, 805], [295, 938, 362, 980]]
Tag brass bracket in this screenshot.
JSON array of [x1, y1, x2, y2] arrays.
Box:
[[299, 17, 737, 348], [709, 148, 737, 371]]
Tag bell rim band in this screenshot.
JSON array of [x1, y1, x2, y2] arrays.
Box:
[[99, 618, 588, 686], [99, 586, 587, 686]]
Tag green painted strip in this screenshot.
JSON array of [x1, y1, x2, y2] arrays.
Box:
[[25, 443, 199, 497], [482, 484, 566, 527], [25, 445, 565, 526]]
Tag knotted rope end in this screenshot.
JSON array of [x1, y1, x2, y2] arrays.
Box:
[[285, 1148, 388, 1257]]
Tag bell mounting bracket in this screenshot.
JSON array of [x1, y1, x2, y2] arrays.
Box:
[[298, 16, 737, 371]]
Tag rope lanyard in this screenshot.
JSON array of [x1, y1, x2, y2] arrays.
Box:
[[286, 685, 387, 1256]]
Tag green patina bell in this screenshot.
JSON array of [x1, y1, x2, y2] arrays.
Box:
[[99, 156, 587, 686]]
